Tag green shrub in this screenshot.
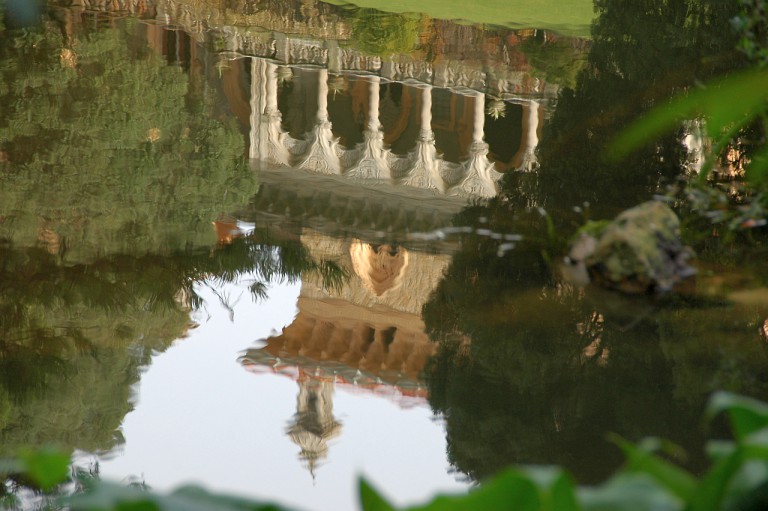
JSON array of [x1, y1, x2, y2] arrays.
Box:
[[4, 391, 768, 510]]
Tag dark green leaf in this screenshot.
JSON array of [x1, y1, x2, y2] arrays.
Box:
[[720, 460, 768, 511], [609, 69, 768, 162], [610, 436, 696, 501], [522, 466, 581, 511], [359, 479, 396, 511], [706, 440, 737, 463], [689, 449, 744, 511], [579, 473, 682, 511], [18, 447, 70, 491], [707, 392, 768, 440], [408, 469, 540, 511]]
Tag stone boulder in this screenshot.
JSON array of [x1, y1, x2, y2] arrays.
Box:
[[564, 201, 696, 293]]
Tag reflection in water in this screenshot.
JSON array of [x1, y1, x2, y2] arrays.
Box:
[[421, 169, 768, 486], [0, 7, 253, 454], [241, 230, 448, 388], [424, 232, 768, 484], [231, 39, 538, 469], [0, 0, 581, 503], [0, 8, 348, 466], [0, 243, 188, 456], [349, 242, 409, 297], [287, 376, 343, 479], [3, 0, 767, 506], [0, 8, 254, 261], [241, 230, 450, 473], [536, 0, 746, 214], [249, 61, 535, 197]]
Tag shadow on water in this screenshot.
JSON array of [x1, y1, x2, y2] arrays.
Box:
[[423, 184, 768, 484], [423, 0, 768, 486]]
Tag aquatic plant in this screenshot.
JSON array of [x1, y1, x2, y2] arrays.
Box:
[[4, 391, 768, 509]]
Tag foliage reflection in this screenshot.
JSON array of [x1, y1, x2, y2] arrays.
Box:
[[424, 0, 768, 485], [0, 13, 345, 461]]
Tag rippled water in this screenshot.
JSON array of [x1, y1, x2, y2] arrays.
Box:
[[1, 0, 766, 509]]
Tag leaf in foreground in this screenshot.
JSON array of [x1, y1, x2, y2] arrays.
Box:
[[68, 481, 294, 511]]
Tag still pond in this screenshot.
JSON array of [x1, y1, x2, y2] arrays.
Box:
[[1, 0, 767, 509]]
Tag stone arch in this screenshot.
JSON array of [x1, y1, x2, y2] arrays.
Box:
[[349, 241, 409, 296]]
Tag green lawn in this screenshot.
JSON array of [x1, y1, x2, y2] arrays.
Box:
[[324, 0, 595, 36]]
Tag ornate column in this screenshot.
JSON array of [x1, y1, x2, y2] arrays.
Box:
[[511, 100, 541, 172], [249, 58, 266, 162], [346, 76, 391, 181], [297, 69, 342, 174], [327, 39, 342, 75], [249, 59, 291, 166], [401, 85, 445, 192], [449, 93, 502, 198]]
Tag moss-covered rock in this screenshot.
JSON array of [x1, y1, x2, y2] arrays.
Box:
[[567, 201, 696, 293]]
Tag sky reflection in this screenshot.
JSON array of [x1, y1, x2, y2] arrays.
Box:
[[77, 275, 466, 511]]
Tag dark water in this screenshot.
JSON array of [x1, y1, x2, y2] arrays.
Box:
[[1, 0, 767, 509]]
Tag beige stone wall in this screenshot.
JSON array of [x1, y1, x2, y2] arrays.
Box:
[[299, 229, 451, 316]]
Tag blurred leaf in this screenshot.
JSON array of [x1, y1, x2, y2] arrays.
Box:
[[520, 466, 581, 511], [18, 447, 70, 491], [707, 392, 768, 440], [69, 481, 294, 511], [359, 479, 396, 511], [741, 429, 768, 459], [726, 428, 768, 509], [687, 426, 768, 511], [719, 460, 768, 511], [688, 449, 743, 511], [578, 473, 682, 511], [610, 436, 696, 500], [408, 469, 540, 511], [609, 68, 768, 165], [706, 440, 738, 463]]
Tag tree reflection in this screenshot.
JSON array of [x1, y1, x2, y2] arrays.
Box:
[[0, 13, 346, 460], [350, 9, 422, 57], [423, 204, 768, 484], [0, 233, 346, 457], [0, 13, 255, 261], [422, 0, 768, 485], [535, 0, 746, 215], [424, 145, 768, 484]]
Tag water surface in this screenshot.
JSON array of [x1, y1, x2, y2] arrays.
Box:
[[1, 0, 766, 509]]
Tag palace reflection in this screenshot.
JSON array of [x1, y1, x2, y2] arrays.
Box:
[[60, 0, 563, 197], [19, 0, 767, 493], [239, 226, 451, 472], [43, 0, 584, 477], [155, 0, 558, 473]]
